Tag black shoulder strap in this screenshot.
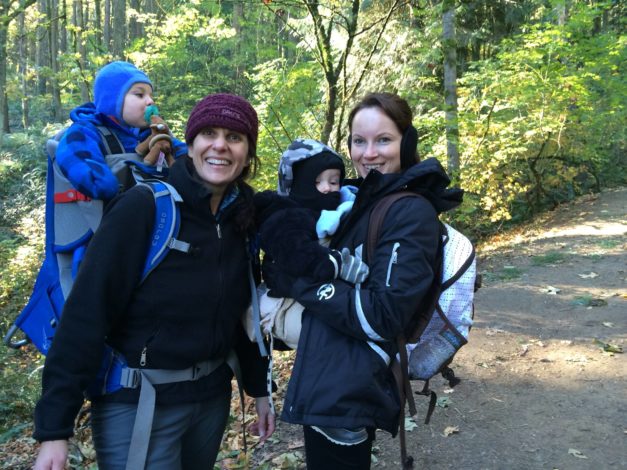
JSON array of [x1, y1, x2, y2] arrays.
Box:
[[95, 125, 125, 155], [366, 191, 420, 264], [366, 190, 441, 469]]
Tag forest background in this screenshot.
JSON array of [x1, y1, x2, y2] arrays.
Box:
[[0, 0, 624, 468]]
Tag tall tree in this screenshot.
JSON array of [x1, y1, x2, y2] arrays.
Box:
[[48, 0, 63, 120], [17, 10, 30, 128], [128, 0, 141, 41], [443, 0, 459, 173], [73, 0, 89, 101], [111, 0, 125, 57], [103, 0, 111, 51], [36, 0, 49, 94], [0, 0, 38, 135], [266, 0, 402, 146]]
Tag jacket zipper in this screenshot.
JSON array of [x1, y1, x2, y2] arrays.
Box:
[[386, 242, 400, 287], [139, 327, 161, 367], [216, 222, 223, 312]]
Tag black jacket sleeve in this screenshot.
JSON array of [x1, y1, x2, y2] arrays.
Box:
[[260, 207, 338, 281], [291, 196, 440, 341]]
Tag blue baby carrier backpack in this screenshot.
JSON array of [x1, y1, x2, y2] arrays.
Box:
[[3, 126, 187, 354]]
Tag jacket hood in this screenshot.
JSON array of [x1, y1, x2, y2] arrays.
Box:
[[277, 138, 345, 196], [68, 102, 142, 139], [93, 61, 152, 123], [69, 102, 100, 125], [353, 157, 463, 215]]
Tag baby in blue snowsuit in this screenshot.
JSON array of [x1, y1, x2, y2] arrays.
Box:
[[56, 61, 187, 201]]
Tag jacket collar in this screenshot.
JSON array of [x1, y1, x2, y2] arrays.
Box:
[[332, 158, 463, 243]]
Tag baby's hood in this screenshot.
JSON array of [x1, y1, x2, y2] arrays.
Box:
[[277, 138, 344, 196], [92, 61, 152, 123]]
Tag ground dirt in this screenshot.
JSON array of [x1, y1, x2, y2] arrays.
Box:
[[2, 188, 625, 470], [249, 187, 627, 470]]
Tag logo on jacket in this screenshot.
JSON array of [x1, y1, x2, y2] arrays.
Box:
[[317, 283, 335, 300]]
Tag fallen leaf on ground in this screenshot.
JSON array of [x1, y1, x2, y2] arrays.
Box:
[[578, 272, 599, 279], [271, 451, 304, 468], [568, 448, 588, 459], [288, 439, 304, 450], [437, 396, 451, 408], [593, 339, 623, 354], [443, 426, 459, 436], [404, 416, 418, 432]]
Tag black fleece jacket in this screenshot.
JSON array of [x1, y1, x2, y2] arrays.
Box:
[[34, 157, 268, 442]]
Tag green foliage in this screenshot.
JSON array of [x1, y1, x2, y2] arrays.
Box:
[[455, 8, 625, 232], [250, 58, 325, 191], [0, 130, 47, 337], [0, 347, 42, 435], [0, 132, 47, 435], [0, 0, 625, 443]]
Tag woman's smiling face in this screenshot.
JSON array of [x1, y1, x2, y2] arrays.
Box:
[[188, 127, 250, 196], [349, 106, 402, 178]]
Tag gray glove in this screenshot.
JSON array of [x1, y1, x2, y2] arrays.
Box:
[[339, 247, 370, 284]]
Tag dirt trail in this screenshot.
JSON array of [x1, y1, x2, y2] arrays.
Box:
[[252, 187, 626, 469]]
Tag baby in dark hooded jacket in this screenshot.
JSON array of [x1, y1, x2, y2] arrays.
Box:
[[255, 139, 367, 290], [247, 139, 368, 348]]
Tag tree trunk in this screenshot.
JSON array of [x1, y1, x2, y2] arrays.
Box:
[[103, 0, 111, 52], [59, 0, 67, 53], [37, 0, 49, 94], [0, 22, 9, 134], [129, 0, 141, 41], [49, 0, 63, 121], [556, 1, 568, 26], [71, 0, 89, 101], [93, 0, 102, 49], [111, 0, 126, 58], [443, 0, 459, 174], [0, 0, 38, 137], [18, 11, 30, 128]]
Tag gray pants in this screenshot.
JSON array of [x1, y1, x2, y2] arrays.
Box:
[[91, 390, 231, 470]]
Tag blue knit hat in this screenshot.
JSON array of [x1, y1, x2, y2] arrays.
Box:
[[93, 61, 152, 120]]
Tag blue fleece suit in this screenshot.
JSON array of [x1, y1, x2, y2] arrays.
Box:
[[56, 61, 187, 200]]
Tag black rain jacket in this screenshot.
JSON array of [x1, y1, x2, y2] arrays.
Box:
[[281, 158, 462, 435]]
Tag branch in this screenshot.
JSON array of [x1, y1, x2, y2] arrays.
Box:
[[3, 0, 37, 25], [347, 0, 403, 102], [467, 99, 497, 166], [268, 104, 293, 142], [261, 1, 325, 70]]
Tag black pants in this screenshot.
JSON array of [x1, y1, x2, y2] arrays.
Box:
[[303, 425, 374, 470]]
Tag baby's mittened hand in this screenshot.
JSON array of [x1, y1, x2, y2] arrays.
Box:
[[339, 247, 369, 284]]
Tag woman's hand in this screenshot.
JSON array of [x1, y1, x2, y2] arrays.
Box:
[[34, 440, 68, 470], [248, 396, 276, 444]]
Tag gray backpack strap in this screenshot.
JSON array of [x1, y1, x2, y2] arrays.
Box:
[[119, 357, 226, 470], [95, 125, 145, 191]]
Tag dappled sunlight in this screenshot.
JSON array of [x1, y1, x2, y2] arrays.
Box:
[[479, 188, 627, 254], [541, 221, 626, 238]]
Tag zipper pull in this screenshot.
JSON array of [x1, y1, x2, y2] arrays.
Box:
[[216, 223, 222, 239], [140, 347, 147, 367]]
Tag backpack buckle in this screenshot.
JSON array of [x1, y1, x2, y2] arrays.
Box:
[[54, 190, 91, 203]]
